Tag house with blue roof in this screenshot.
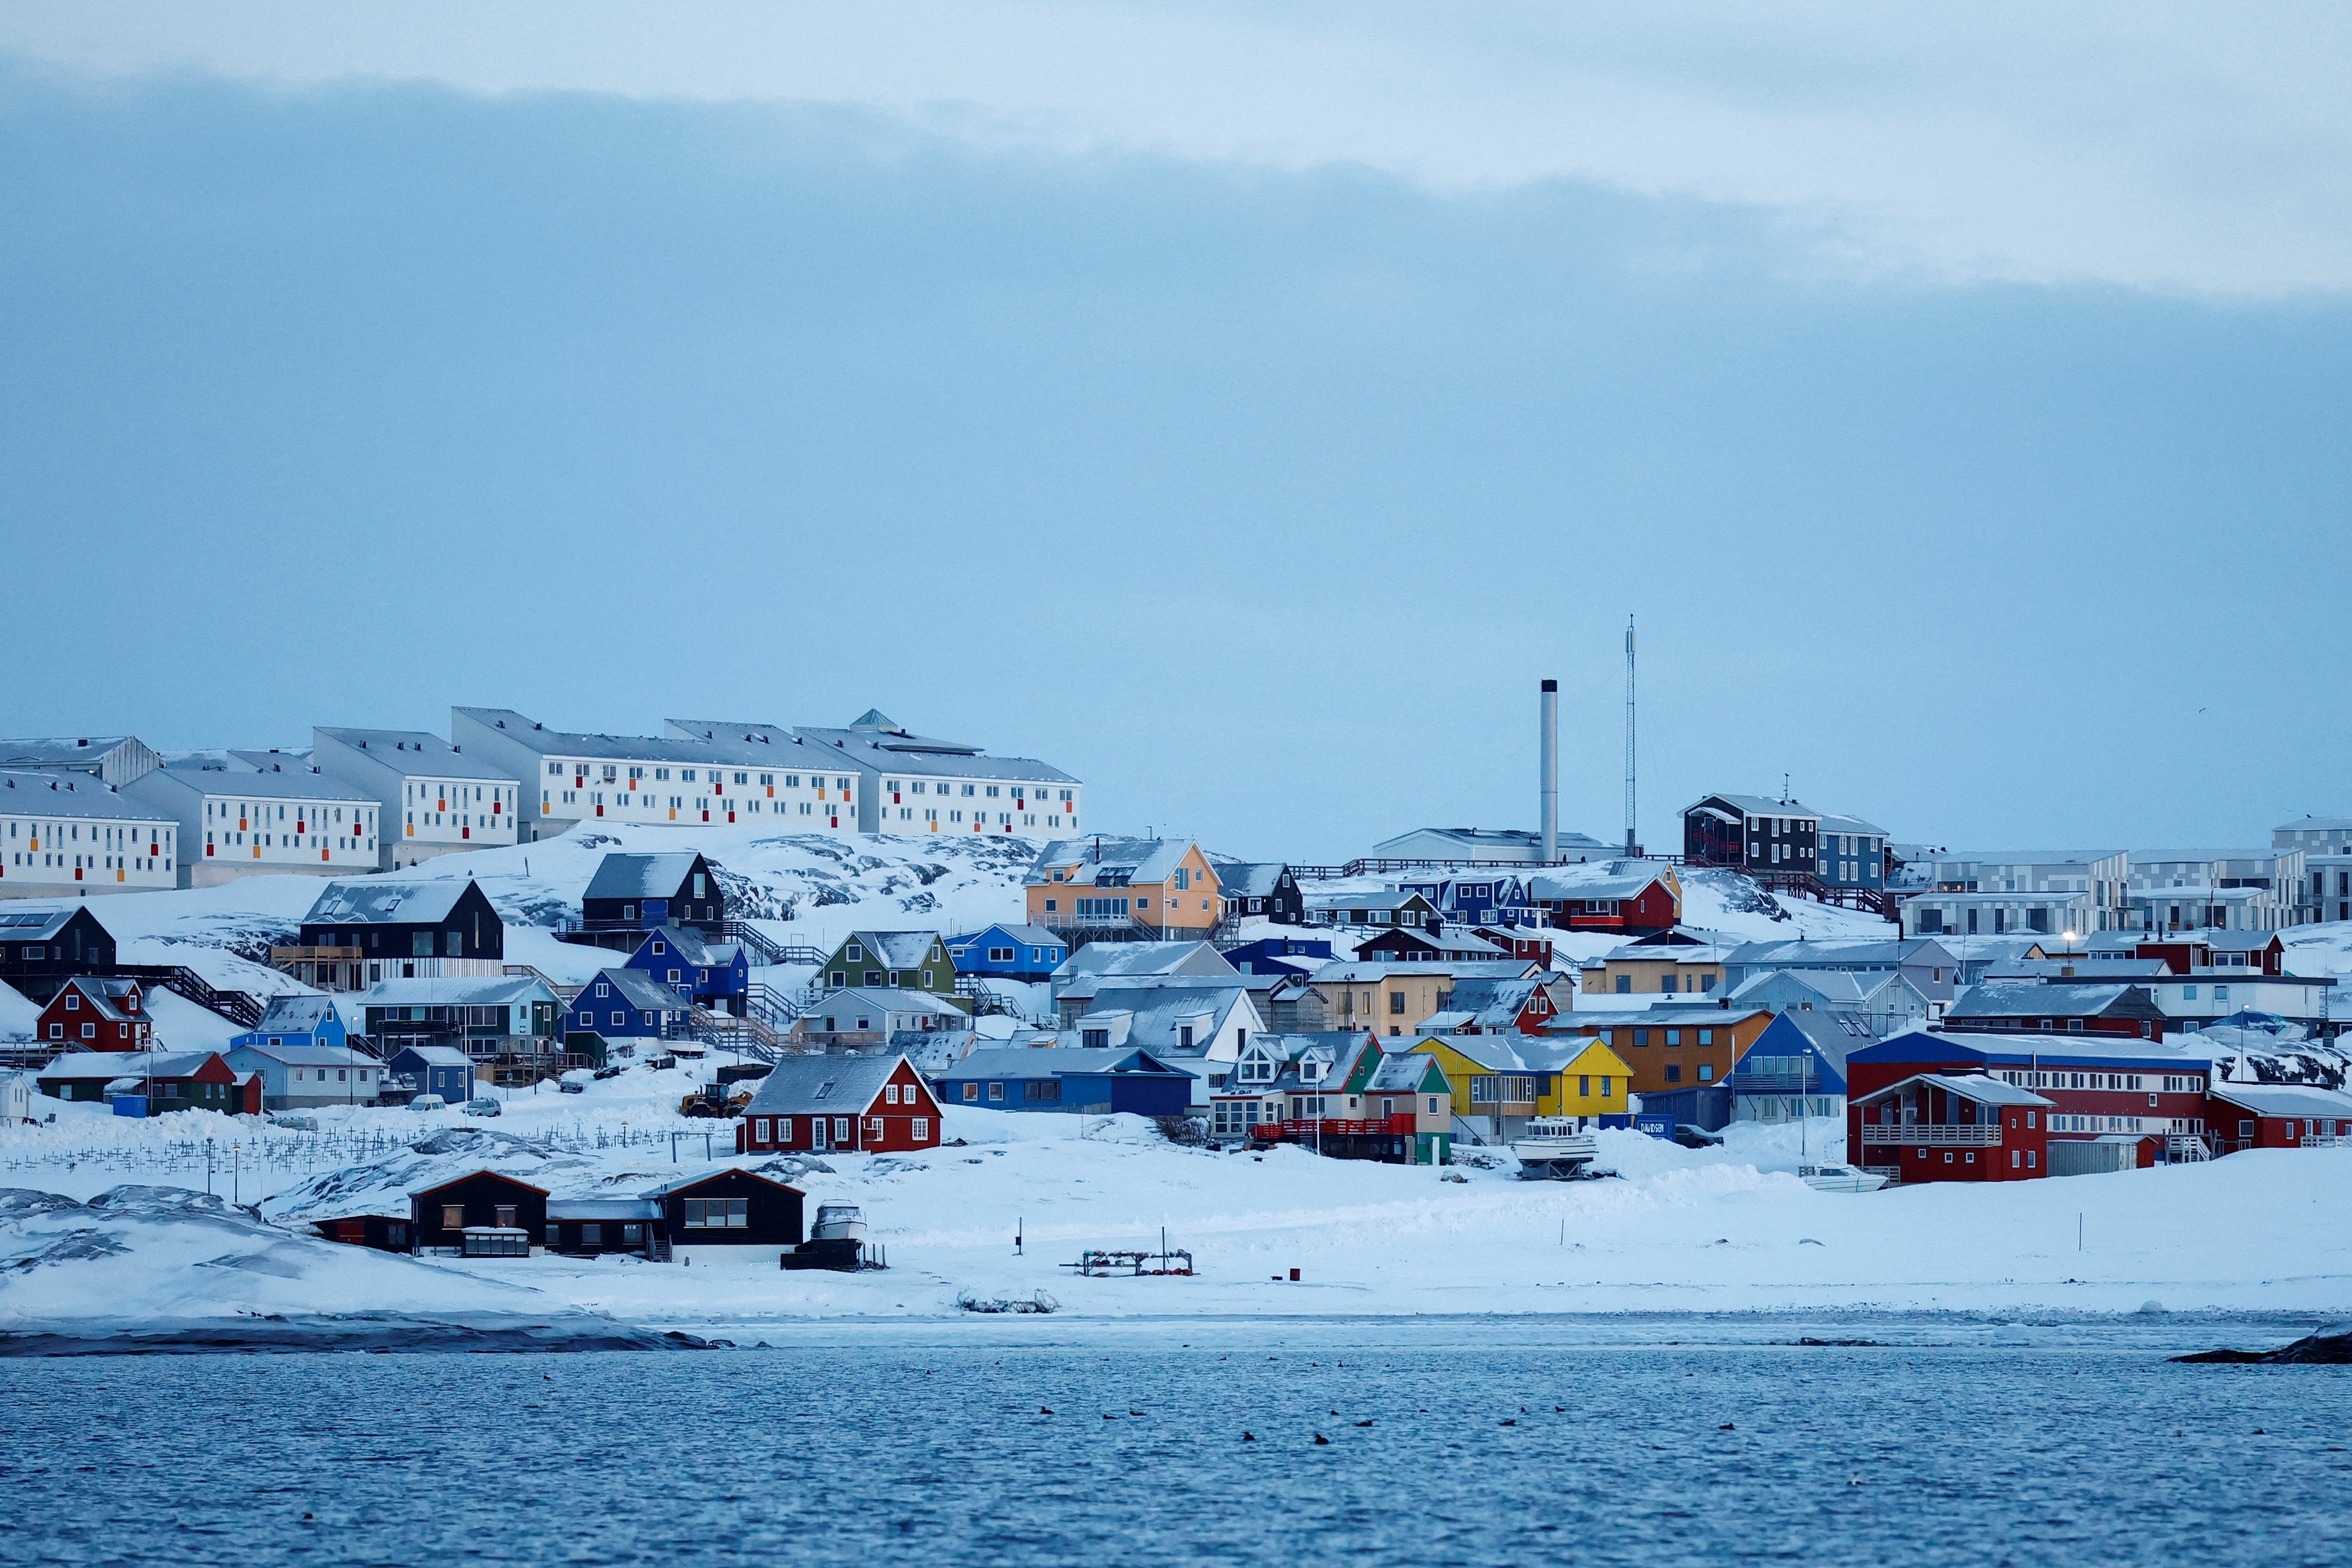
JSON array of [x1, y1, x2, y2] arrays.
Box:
[[936, 1046, 1194, 1117], [943, 924, 1067, 983], [622, 925, 749, 1014]]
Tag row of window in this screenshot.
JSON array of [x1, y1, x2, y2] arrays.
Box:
[[8, 852, 172, 871], [747, 1115, 929, 1146], [4, 820, 167, 843], [546, 762, 853, 790]]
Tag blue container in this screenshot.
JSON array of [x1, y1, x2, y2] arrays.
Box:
[[1632, 1113, 1674, 1139], [110, 1094, 149, 1119]]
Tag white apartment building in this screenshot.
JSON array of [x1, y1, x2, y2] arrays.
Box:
[[1905, 850, 2132, 939], [314, 727, 521, 869], [2128, 847, 2306, 932], [122, 764, 377, 888], [0, 735, 164, 788], [2275, 818, 2352, 923], [669, 711, 1082, 835], [453, 708, 827, 838], [0, 768, 177, 899]]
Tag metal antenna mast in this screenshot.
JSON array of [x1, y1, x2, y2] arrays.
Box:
[[1622, 616, 1638, 856]]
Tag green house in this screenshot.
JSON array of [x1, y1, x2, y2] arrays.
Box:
[[816, 931, 957, 998]]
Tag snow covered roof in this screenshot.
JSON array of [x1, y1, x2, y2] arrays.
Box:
[[791, 727, 1076, 785], [799, 988, 970, 1019], [1404, 1034, 1528, 1072], [588, 968, 693, 1013], [387, 1045, 472, 1066], [943, 1047, 1186, 1079], [2205, 1082, 2352, 1118], [1215, 863, 1291, 898], [1051, 941, 1235, 983], [584, 853, 703, 901], [37, 1050, 220, 1080], [224, 1040, 374, 1068], [1370, 826, 1611, 858], [740, 1054, 910, 1117], [1983, 959, 2173, 980], [837, 931, 944, 970], [1305, 890, 1432, 914], [1415, 1011, 1477, 1033], [1933, 849, 2125, 867], [1946, 982, 2163, 1019], [1526, 861, 1676, 901], [1723, 938, 1949, 968], [1365, 1052, 1447, 1093], [1685, 793, 1820, 819], [636, 926, 742, 967], [1029, 838, 1199, 887], [947, 924, 1063, 948], [2275, 816, 2352, 833], [453, 708, 785, 767], [314, 728, 512, 780], [0, 769, 171, 822], [1818, 814, 1890, 836], [302, 879, 479, 926], [1728, 970, 1891, 1006], [247, 995, 341, 1035], [141, 767, 372, 803], [1853, 1071, 2055, 1108], [1869, 1028, 2209, 1066], [356, 975, 557, 1008]]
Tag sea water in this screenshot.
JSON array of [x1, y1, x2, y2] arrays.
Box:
[[1, 1326, 2345, 1566]]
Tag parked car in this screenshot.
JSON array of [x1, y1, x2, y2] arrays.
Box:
[[593, 1064, 624, 1081], [410, 1094, 447, 1113], [460, 1097, 502, 1118]]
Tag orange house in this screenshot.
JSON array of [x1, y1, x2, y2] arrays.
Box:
[[1027, 839, 1222, 939]]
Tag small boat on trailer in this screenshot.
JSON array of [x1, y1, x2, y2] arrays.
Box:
[[1512, 1118, 1601, 1179]]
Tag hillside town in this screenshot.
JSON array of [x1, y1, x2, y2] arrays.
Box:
[[2, 695, 2349, 1271]]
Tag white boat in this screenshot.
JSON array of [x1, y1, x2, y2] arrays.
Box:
[[810, 1202, 868, 1242], [1799, 1164, 1889, 1193], [1512, 1118, 1600, 1179]]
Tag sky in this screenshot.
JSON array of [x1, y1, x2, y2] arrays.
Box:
[[1, 3, 2347, 862]]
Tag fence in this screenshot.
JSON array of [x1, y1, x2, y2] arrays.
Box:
[[0, 1120, 734, 1188]]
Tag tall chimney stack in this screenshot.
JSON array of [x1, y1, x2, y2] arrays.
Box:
[[1539, 679, 1559, 863]]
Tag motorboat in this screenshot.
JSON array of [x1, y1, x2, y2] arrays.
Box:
[[810, 1202, 868, 1242], [1511, 1117, 1600, 1180], [1799, 1164, 1890, 1193]]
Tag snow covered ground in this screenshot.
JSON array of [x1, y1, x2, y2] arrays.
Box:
[[5, 1064, 2345, 1334]]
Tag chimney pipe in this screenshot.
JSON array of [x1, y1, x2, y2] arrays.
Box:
[[1539, 679, 1559, 864]]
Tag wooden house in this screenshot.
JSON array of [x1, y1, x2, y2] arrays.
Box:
[[566, 968, 693, 1049], [736, 1053, 943, 1155], [2202, 1083, 2352, 1153], [624, 926, 749, 1013], [580, 851, 725, 936], [37, 976, 152, 1050], [649, 1168, 806, 1250], [937, 1046, 1194, 1116], [1550, 1005, 1776, 1124], [1527, 861, 1682, 934], [1522, 1035, 1636, 1124], [409, 1170, 550, 1256], [1217, 863, 1304, 924], [943, 923, 1068, 983], [789, 987, 970, 1049], [545, 1198, 666, 1258], [293, 877, 505, 992], [1026, 839, 1223, 940], [816, 931, 956, 998], [36, 1049, 249, 1113], [1406, 1033, 1541, 1142], [311, 1214, 412, 1252], [0, 906, 118, 1003], [386, 1044, 476, 1104], [1214, 1033, 1453, 1164], [1941, 981, 2171, 1041], [1848, 1072, 2054, 1182]]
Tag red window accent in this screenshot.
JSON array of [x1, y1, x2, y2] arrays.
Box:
[[701, 810, 710, 822], [491, 801, 501, 814], [727, 812, 736, 824], [461, 826, 471, 839]]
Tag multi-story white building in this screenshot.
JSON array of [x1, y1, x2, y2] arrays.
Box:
[[670, 711, 1081, 836], [122, 763, 378, 888], [1904, 850, 2132, 939], [2275, 818, 2352, 923], [2128, 847, 2306, 932], [451, 708, 827, 839], [0, 735, 164, 788], [0, 768, 177, 899], [313, 728, 521, 869]]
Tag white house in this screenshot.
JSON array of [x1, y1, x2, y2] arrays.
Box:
[[122, 763, 376, 888], [668, 711, 1083, 836], [1368, 827, 1612, 865], [223, 1040, 386, 1111], [0, 768, 178, 899], [313, 727, 521, 869]]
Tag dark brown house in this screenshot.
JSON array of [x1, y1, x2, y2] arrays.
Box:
[[649, 1168, 804, 1249], [311, 1214, 412, 1252], [409, 1170, 550, 1257], [0, 906, 119, 1004]]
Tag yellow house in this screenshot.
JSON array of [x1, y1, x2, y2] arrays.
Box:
[[1308, 964, 1457, 1038], [1527, 1035, 1636, 1122], [1405, 1032, 1539, 1139], [1580, 942, 1735, 1000], [1026, 839, 1222, 938]]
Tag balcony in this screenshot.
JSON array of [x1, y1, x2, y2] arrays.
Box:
[[270, 946, 362, 963], [1859, 1123, 2002, 1147], [1252, 1115, 1420, 1139]]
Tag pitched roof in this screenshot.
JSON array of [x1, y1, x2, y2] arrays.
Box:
[[1028, 838, 1200, 887], [453, 708, 785, 767], [0, 907, 103, 940], [942, 1047, 1186, 1079], [356, 975, 557, 1007], [313, 728, 512, 780], [799, 988, 970, 1019], [302, 879, 480, 926], [1214, 863, 1291, 897], [947, 924, 1063, 948], [1526, 860, 1676, 901], [740, 1054, 909, 1117], [387, 1045, 471, 1066], [586, 968, 695, 1012], [38, 1050, 220, 1080], [2205, 1082, 2352, 1118], [634, 926, 742, 967], [1946, 982, 2164, 1019], [224, 1040, 375, 1067], [838, 931, 944, 970], [1853, 1071, 2055, 1108], [1685, 793, 1819, 818], [248, 994, 342, 1035], [0, 769, 172, 823], [584, 853, 704, 901], [141, 766, 372, 802]]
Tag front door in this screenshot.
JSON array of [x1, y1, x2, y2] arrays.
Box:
[[811, 1117, 829, 1151]]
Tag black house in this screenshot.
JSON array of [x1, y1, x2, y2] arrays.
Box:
[[580, 852, 725, 937], [648, 1168, 804, 1249], [1682, 794, 1820, 875], [546, 1199, 667, 1258], [311, 1214, 413, 1252], [1219, 863, 1304, 924], [409, 1170, 549, 1256], [299, 879, 505, 960], [0, 906, 118, 1004]]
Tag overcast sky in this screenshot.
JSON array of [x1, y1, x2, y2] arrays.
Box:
[[2, 4, 2346, 860]]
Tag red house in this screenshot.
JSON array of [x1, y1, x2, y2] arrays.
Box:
[[1849, 1072, 2053, 1181], [1528, 863, 1681, 934], [736, 1053, 942, 1156], [2203, 1083, 2352, 1153], [37, 978, 152, 1050]]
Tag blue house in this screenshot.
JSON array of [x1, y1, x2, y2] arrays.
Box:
[[624, 926, 749, 1013], [943, 924, 1067, 983], [935, 1046, 1194, 1116], [1397, 873, 1537, 928], [387, 1044, 475, 1103], [567, 968, 693, 1046], [229, 994, 351, 1056], [1816, 815, 1890, 892], [1724, 1011, 1861, 1124], [1219, 936, 1334, 978]]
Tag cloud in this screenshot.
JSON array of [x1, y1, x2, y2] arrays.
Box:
[[3, 0, 2349, 294]]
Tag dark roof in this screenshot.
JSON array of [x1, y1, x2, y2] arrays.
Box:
[[584, 853, 704, 902], [409, 1168, 551, 1199], [643, 1167, 805, 1199], [1946, 982, 2166, 1020], [740, 1054, 909, 1118], [302, 879, 480, 926]]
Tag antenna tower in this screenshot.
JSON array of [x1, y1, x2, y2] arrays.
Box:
[[1622, 615, 1638, 856]]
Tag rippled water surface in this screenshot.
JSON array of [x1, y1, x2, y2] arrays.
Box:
[[3, 1330, 2347, 1566]]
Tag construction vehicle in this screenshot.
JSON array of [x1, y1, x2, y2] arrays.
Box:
[[677, 1082, 756, 1119]]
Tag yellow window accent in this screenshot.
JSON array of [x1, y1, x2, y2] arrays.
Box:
[[405, 825, 414, 836], [541, 802, 551, 814], [669, 809, 677, 820], [116, 869, 125, 882]]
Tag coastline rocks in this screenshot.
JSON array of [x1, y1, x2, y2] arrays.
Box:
[[2173, 1324, 2352, 1364]]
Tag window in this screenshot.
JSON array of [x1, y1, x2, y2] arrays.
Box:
[[1389, 991, 1405, 1015], [963, 1082, 979, 1102], [684, 1198, 749, 1228], [441, 1204, 464, 1230], [885, 1083, 901, 1104], [494, 1205, 518, 1228], [988, 1082, 1005, 1102], [1663, 1065, 1682, 1083], [913, 1117, 929, 1140]]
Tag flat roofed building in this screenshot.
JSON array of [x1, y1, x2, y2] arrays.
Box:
[[0, 768, 177, 899], [314, 727, 520, 869], [120, 764, 374, 889]]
